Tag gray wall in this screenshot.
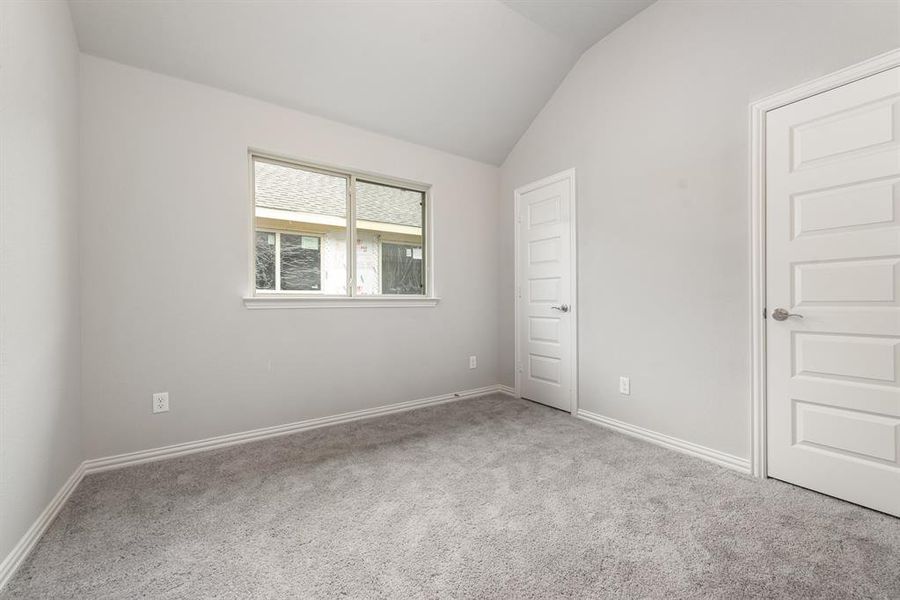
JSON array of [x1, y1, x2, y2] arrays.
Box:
[[79, 56, 501, 459], [0, 1, 83, 562], [499, 0, 900, 459]]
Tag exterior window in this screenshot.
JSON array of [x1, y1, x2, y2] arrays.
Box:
[[255, 231, 276, 290], [381, 242, 423, 294], [255, 231, 322, 291], [280, 233, 321, 291], [252, 155, 428, 297]]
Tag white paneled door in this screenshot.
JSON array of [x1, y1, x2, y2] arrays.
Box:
[[766, 66, 900, 516], [516, 170, 576, 412]]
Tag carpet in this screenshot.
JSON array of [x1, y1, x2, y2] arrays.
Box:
[[2, 394, 898, 599]]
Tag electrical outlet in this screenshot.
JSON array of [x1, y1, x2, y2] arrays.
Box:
[[469, 355, 477, 369], [152, 392, 169, 413], [618, 377, 630, 396]]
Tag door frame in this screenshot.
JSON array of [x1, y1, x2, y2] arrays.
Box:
[[513, 168, 578, 415], [748, 48, 900, 479]]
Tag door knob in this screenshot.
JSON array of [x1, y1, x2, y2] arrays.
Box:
[[772, 308, 803, 321], [551, 304, 569, 313]]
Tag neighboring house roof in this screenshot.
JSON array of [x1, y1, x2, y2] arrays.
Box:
[[254, 160, 423, 227]]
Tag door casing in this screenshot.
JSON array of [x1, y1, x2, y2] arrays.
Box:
[[749, 48, 900, 479], [513, 169, 578, 414]]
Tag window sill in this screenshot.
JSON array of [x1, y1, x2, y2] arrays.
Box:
[[242, 295, 441, 309]]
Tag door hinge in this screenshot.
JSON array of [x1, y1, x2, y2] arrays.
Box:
[[516, 285, 521, 299]]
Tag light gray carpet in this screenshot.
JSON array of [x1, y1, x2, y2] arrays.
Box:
[[3, 395, 899, 599]]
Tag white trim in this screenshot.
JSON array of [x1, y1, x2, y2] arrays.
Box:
[[0, 463, 86, 591], [498, 384, 517, 397], [243, 295, 440, 309], [0, 385, 509, 590], [513, 168, 578, 415], [577, 409, 751, 474], [82, 385, 502, 474], [748, 48, 900, 479]]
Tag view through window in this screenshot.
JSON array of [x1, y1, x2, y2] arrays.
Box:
[[253, 156, 426, 296]]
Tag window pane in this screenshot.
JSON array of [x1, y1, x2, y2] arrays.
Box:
[[254, 159, 347, 294], [355, 180, 424, 295], [255, 231, 276, 290], [280, 234, 321, 291]]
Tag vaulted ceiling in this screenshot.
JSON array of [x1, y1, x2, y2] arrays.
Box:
[[69, 0, 654, 165]]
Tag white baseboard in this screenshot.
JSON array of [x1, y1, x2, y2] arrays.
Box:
[[0, 384, 510, 591], [498, 385, 516, 397], [576, 409, 751, 474], [0, 463, 85, 591], [83, 384, 505, 474]]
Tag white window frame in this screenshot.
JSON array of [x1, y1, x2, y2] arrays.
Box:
[[244, 149, 438, 309]]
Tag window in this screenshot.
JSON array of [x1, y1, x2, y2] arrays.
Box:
[[354, 180, 425, 296], [250, 154, 430, 303], [253, 157, 348, 295]]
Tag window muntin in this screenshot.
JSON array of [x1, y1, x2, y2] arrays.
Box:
[[252, 154, 428, 298]]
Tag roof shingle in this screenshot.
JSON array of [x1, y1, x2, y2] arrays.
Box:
[[254, 160, 422, 228]]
